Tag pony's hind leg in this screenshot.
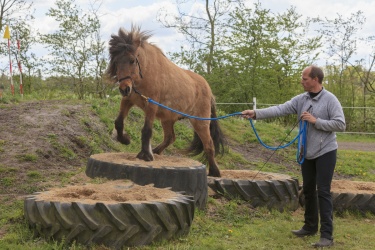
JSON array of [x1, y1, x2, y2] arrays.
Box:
[[115, 99, 133, 145], [153, 120, 176, 154], [191, 121, 221, 177]]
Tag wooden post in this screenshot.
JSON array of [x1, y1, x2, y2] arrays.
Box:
[[253, 97, 256, 123]]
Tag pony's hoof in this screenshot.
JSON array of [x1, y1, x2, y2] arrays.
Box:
[[208, 170, 221, 177], [117, 135, 131, 145], [152, 146, 163, 155], [136, 151, 154, 161]]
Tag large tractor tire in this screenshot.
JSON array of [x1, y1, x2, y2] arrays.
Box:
[[85, 153, 208, 210], [332, 192, 375, 214], [208, 170, 300, 212], [299, 180, 375, 215], [24, 181, 195, 249]]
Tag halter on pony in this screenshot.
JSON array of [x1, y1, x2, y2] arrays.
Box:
[[116, 57, 143, 85]]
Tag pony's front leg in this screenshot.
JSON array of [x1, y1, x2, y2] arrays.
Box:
[[136, 117, 155, 161], [115, 98, 134, 145]]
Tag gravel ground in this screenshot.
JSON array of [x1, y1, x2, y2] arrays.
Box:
[[338, 141, 375, 152]]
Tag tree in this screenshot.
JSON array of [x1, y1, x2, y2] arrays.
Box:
[[212, 2, 321, 113], [318, 11, 365, 100], [11, 21, 42, 94], [158, 1, 321, 110], [157, 0, 235, 75], [40, 0, 106, 99], [0, 0, 32, 34], [88, 0, 108, 98], [351, 39, 375, 131], [91, 25, 108, 98], [0, 0, 33, 58], [272, 7, 321, 95], [318, 11, 367, 130], [350, 34, 375, 94], [215, 2, 279, 106], [354, 51, 375, 93]]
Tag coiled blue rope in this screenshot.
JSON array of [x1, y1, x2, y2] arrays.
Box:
[[249, 118, 308, 164], [296, 120, 308, 164], [147, 97, 307, 164], [248, 118, 300, 150]]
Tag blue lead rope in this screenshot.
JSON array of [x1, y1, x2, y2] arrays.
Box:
[[146, 97, 307, 164], [147, 98, 242, 120]]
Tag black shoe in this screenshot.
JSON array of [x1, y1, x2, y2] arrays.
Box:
[[312, 238, 334, 248], [291, 228, 317, 237]]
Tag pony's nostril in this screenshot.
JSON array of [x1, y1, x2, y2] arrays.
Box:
[[119, 86, 131, 96]]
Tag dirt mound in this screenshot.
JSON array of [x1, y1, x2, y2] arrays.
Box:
[[0, 100, 112, 195]]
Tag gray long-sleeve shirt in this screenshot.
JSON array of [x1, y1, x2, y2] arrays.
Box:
[[254, 88, 346, 159]]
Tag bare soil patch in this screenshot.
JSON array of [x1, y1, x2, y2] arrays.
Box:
[[331, 180, 375, 194]]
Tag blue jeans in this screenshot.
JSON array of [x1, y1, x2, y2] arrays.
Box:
[[301, 149, 336, 240]]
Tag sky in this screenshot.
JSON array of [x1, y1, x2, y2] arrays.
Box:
[[3, 0, 375, 70]]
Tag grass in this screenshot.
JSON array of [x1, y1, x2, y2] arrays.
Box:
[[336, 151, 375, 181], [164, 207, 374, 250], [16, 153, 38, 162], [26, 171, 42, 179], [0, 177, 16, 187], [0, 140, 5, 153], [0, 97, 374, 250], [45, 133, 77, 160]]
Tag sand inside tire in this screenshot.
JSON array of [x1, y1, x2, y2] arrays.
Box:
[[34, 180, 182, 204]]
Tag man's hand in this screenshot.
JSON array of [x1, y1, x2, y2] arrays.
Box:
[[301, 111, 317, 124], [242, 110, 256, 119]]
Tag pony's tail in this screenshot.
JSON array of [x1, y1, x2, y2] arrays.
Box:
[[188, 97, 226, 157]]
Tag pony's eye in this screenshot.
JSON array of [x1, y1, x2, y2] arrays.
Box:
[[129, 59, 135, 64]]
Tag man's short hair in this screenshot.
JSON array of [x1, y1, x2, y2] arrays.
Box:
[[309, 66, 324, 84]]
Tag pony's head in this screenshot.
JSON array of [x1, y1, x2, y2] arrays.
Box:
[[107, 25, 152, 96]]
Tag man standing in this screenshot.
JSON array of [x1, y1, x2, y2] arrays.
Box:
[[242, 65, 346, 248]]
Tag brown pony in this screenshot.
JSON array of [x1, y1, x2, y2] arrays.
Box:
[[107, 26, 225, 177]]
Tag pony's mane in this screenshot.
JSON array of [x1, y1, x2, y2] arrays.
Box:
[[107, 26, 153, 79]]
